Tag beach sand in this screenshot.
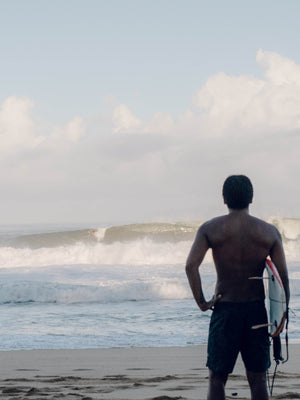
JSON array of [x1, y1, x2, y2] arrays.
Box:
[[0, 345, 299, 400]]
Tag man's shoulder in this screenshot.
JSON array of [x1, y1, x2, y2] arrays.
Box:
[[249, 215, 281, 235], [199, 215, 227, 232]]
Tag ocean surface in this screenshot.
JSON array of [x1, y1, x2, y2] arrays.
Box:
[[0, 218, 299, 350]]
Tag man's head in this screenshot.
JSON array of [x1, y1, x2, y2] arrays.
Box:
[[222, 175, 253, 210]]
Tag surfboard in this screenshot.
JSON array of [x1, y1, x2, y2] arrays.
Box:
[[251, 259, 287, 337], [265, 259, 287, 337]]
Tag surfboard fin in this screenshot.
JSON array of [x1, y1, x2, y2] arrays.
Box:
[[248, 276, 270, 280], [251, 322, 274, 330]]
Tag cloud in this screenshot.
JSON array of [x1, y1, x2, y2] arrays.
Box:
[[0, 96, 85, 160], [113, 104, 142, 133], [110, 50, 300, 142], [45, 116, 85, 151], [1, 49, 300, 222], [113, 104, 175, 135], [256, 48, 300, 85], [0, 96, 43, 154], [190, 49, 300, 136]]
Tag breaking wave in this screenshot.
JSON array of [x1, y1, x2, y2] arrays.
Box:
[[0, 217, 300, 268], [7, 222, 199, 248], [0, 240, 195, 268]]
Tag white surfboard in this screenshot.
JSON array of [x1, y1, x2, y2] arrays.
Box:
[[265, 259, 287, 337], [251, 259, 287, 337]]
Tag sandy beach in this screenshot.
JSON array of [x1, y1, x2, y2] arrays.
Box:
[[0, 344, 299, 400]]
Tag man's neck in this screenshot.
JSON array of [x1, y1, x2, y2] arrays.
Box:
[[228, 207, 250, 215]]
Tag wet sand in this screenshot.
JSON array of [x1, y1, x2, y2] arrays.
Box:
[[0, 344, 299, 399]]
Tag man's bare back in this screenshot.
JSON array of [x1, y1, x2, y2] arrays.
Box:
[[200, 210, 288, 303], [186, 209, 289, 309]]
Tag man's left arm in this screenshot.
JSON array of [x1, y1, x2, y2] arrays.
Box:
[[185, 225, 221, 311], [270, 229, 290, 307]]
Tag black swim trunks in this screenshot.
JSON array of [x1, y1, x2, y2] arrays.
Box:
[[207, 301, 270, 374]]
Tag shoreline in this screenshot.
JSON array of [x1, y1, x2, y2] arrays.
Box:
[[0, 345, 299, 399]]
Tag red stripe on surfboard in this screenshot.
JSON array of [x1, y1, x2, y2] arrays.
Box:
[[265, 258, 284, 289]]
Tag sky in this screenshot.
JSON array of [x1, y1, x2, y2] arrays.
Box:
[[0, 0, 300, 224]]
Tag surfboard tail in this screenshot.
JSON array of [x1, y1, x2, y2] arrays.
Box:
[[270, 312, 287, 338]]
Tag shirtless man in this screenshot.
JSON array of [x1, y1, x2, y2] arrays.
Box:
[[185, 175, 290, 400]]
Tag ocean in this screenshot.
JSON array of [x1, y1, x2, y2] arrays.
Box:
[[0, 218, 299, 350]]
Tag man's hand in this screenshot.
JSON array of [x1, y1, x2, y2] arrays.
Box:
[[199, 294, 222, 311]]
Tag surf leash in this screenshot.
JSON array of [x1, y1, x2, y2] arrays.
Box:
[[267, 307, 289, 397]]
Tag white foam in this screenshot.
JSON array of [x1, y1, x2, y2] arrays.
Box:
[[269, 217, 300, 240], [0, 260, 218, 304], [0, 277, 191, 304], [93, 227, 106, 241], [0, 240, 213, 268], [0, 270, 298, 305]]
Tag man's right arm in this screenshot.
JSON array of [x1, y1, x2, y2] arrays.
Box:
[[185, 224, 221, 311], [269, 227, 290, 307]]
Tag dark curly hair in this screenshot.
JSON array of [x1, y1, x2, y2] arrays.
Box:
[[222, 175, 253, 210]]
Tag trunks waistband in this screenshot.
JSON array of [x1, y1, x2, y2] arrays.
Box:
[[214, 300, 265, 310]]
